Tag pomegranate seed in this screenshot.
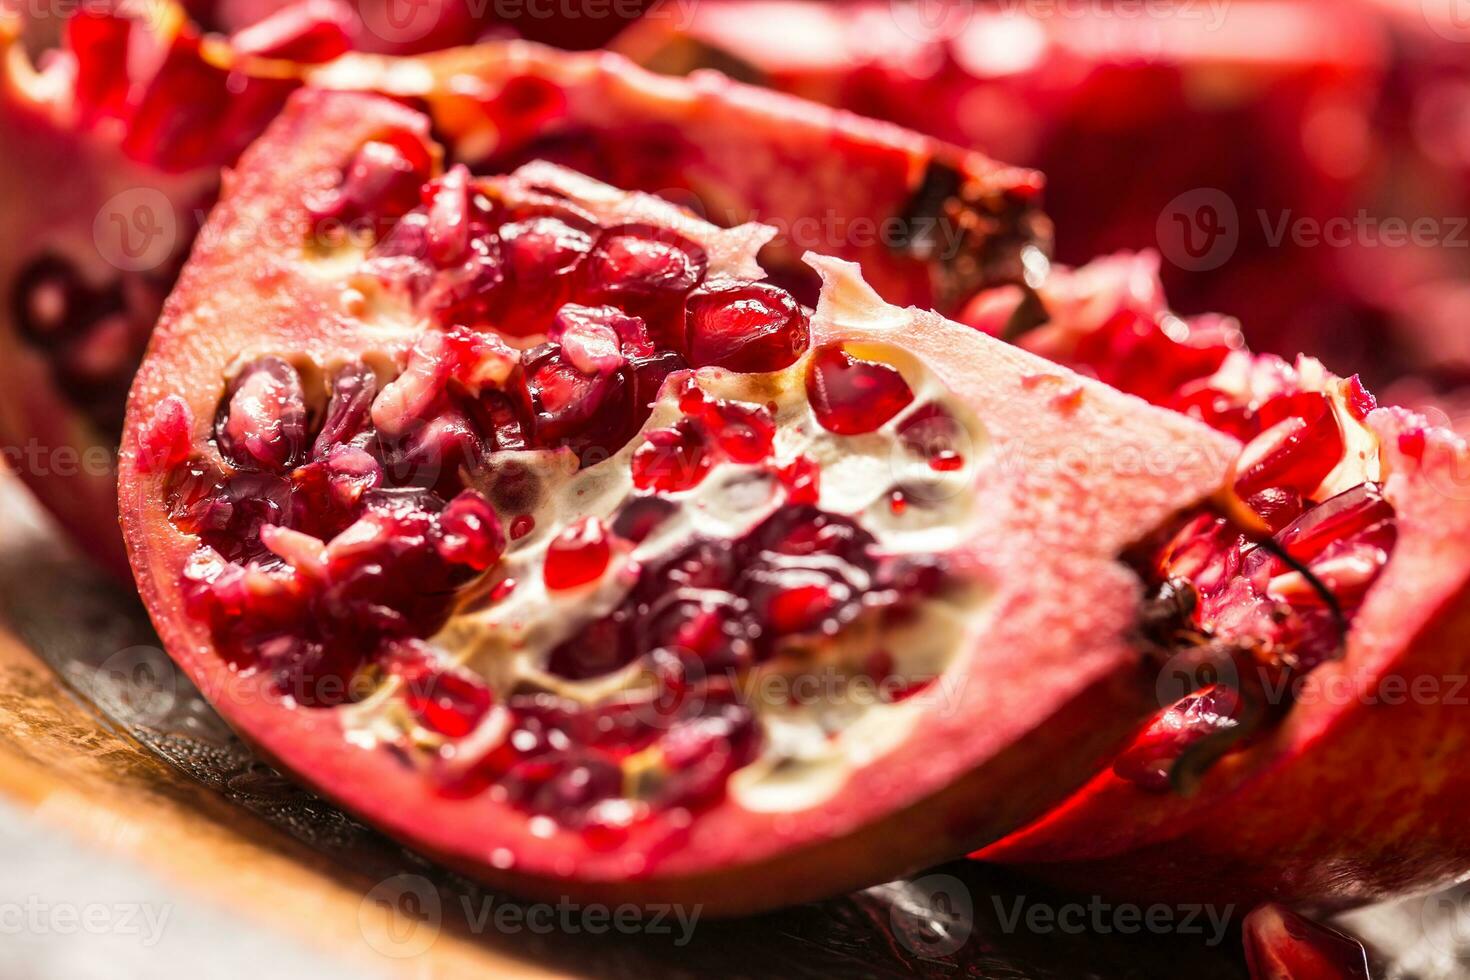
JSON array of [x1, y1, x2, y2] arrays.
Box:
[[216, 356, 307, 472], [584, 225, 707, 301], [424, 166, 473, 266], [400, 667, 494, 739], [684, 282, 810, 372], [680, 388, 777, 464], [523, 343, 624, 445], [631, 420, 713, 493], [313, 362, 378, 456], [546, 611, 635, 679], [1398, 427, 1427, 461], [1343, 376, 1376, 421], [436, 491, 506, 572], [805, 345, 915, 435], [136, 395, 194, 474], [510, 515, 535, 539], [776, 455, 821, 505], [1071, 309, 1235, 407], [1233, 392, 1344, 500], [1245, 486, 1305, 532], [767, 580, 841, 634], [496, 216, 593, 337], [544, 517, 613, 590], [889, 489, 907, 515], [610, 496, 676, 543], [228, 0, 353, 62], [1112, 685, 1244, 792], [552, 304, 653, 361], [306, 138, 428, 226], [551, 308, 627, 375], [1273, 484, 1394, 565]]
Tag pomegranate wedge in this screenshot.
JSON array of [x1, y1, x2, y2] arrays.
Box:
[[967, 252, 1470, 910], [119, 89, 1232, 912], [0, 4, 1044, 574]]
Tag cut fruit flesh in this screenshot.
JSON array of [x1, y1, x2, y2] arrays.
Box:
[[0, 3, 1046, 574], [119, 89, 1237, 912]]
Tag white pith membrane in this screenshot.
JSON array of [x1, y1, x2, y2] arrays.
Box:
[[338, 345, 991, 815]]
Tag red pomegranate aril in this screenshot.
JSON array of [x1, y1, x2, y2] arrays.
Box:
[[680, 388, 777, 464], [552, 304, 653, 365], [216, 356, 308, 472], [1274, 484, 1394, 566], [228, 0, 354, 63], [610, 496, 676, 543], [424, 166, 474, 266], [584, 225, 707, 301], [1246, 486, 1306, 532], [431, 236, 507, 329], [523, 344, 626, 450], [510, 515, 535, 539], [313, 362, 378, 456], [435, 491, 506, 572], [766, 579, 844, 635], [401, 667, 495, 738], [631, 419, 713, 493], [1233, 393, 1344, 500], [1343, 376, 1376, 422], [643, 596, 755, 672], [306, 137, 429, 228], [806, 344, 915, 435], [136, 395, 194, 474], [494, 216, 594, 337], [777, 455, 821, 505], [1112, 685, 1246, 792], [544, 517, 613, 590], [1071, 309, 1236, 408], [546, 611, 635, 679], [552, 312, 624, 374], [684, 282, 810, 372]]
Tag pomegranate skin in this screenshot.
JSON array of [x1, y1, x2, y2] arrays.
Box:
[[118, 89, 1236, 913], [0, 5, 1045, 574]]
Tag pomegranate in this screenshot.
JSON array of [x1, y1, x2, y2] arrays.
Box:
[[0, 5, 1045, 574], [119, 89, 1239, 911], [965, 252, 1470, 911]]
